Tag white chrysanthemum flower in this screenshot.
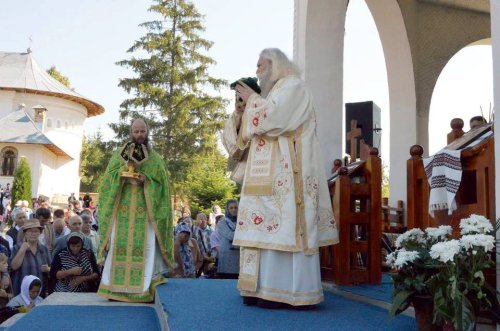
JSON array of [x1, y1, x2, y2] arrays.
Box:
[[460, 214, 493, 235], [460, 234, 495, 252], [425, 225, 452, 240], [394, 250, 419, 269], [386, 252, 396, 267], [430, 240, 460, 263], [395, 228, 425, 248]]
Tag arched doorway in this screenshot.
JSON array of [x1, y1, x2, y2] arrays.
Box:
[[1, 147, 18, 176], [429, 41, 493, 154]]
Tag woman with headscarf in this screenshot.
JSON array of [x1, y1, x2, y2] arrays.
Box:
[[208, 205, 223, 230], [172, 223, 202, 278], [50, 232, 99, 292], [217, 199, 240, 278], [7, 275, 43, 309]]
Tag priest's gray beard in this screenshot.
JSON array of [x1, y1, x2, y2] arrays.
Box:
[[258, 69, 278, 98]]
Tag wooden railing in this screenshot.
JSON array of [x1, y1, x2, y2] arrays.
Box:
[[321, 148, 382, 285], [406, 119, 495, 232]]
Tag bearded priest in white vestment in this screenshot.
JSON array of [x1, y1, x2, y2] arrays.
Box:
[[223, 48, 339, 308]]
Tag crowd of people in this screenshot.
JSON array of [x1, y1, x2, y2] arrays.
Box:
[[0, 191, 102, 322], [172, 201, 240, 279], [0, 183, 243, 321]]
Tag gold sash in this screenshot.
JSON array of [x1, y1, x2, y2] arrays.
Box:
[[237, 247, 260, 292], [242, 137, 278, 196]]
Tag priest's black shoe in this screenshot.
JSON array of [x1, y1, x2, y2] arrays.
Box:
[[242, 296, 258, 306], [257, 298, 287, 309], [292, 304, 317, 311]]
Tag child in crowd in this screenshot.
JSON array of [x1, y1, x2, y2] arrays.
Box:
[[7, 275, 43, 311], [0, 254, 12, 308]]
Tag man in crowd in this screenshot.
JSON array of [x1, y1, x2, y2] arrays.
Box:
[[469, 115, 487, 130], [73, 200, 84, 215], [83, 193, 92, 208], [53, 218, 69, 239], [98, 118, 173, 302], [225, 48, 339, 308], [6, 210, 27, 250], [52, 209, 70, 239], [68, 193, 77, 207], [52, 215, 93, 259], [81, 212, 98, 258]]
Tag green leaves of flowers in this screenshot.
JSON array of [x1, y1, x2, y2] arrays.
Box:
[[454, 292, 475, 331], [388, 290, 413, 320], [388, 219, 500, 329]]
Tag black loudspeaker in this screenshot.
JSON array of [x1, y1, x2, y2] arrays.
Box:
[[345, 101, 381, 158]]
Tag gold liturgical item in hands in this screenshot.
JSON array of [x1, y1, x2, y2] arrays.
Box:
[[119, 142, 149, 179]]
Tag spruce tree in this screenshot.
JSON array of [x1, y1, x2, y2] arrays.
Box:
[[11, 157, 32, 207], [184, 154, 238, 215], [111, 0, 228, 193]]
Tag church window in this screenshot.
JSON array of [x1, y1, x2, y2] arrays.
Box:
[[56, 120, 61, 129], [1, 147, 17, 176], [47, 118, 52, 128], [64, 121, 68, 130]]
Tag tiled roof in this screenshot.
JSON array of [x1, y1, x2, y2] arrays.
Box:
[[0, 109, 71, 158], [0, 51, 104, 117]]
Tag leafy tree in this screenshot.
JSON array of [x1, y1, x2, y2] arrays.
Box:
[[80, 131, 116, 192], [183, 153, 238, 215], [111, 0, 228, 197], [46, 66, 72, 89], [382, 162, 390, 198], [11, 157, 32, 207]]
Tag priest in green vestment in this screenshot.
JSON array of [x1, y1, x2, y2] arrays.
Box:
[[97, 118, 173, 302]]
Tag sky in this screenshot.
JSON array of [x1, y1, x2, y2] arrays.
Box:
[[0, 0, 493, 164], [0, 0, 293, 140]]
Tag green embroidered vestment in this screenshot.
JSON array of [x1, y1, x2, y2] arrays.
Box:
[[97, 147, 173, 302]]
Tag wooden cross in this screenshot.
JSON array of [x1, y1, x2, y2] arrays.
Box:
[[346, 119, 361, 162]]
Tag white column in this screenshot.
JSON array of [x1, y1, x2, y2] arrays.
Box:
[[294, 0, 348, 176], [365, 0, 417, 207], [490, 1, 500, 321]]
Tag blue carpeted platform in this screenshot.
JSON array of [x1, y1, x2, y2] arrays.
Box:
[[6, 305, 161, 331], [157, 278, 416, 331], [337, 273, 394, 303]]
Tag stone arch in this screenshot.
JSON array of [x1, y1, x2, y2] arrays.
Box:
[[428, 38, 493, 152], [363, 0, 417, 203], [295, 0, 348, 174], [1, 146, 18, 176], [295, 0, 416, 202]]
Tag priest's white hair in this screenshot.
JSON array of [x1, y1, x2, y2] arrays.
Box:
[[259, 48, 300, 81]]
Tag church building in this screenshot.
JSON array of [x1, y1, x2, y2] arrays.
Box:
[[0, 50, 104, 204]]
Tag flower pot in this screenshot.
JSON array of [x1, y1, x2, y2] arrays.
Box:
[[441, 320, 476, 331], [412, 295, 440, 331]]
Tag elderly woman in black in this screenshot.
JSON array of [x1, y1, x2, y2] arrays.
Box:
[[50, 232, 99, 292]]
